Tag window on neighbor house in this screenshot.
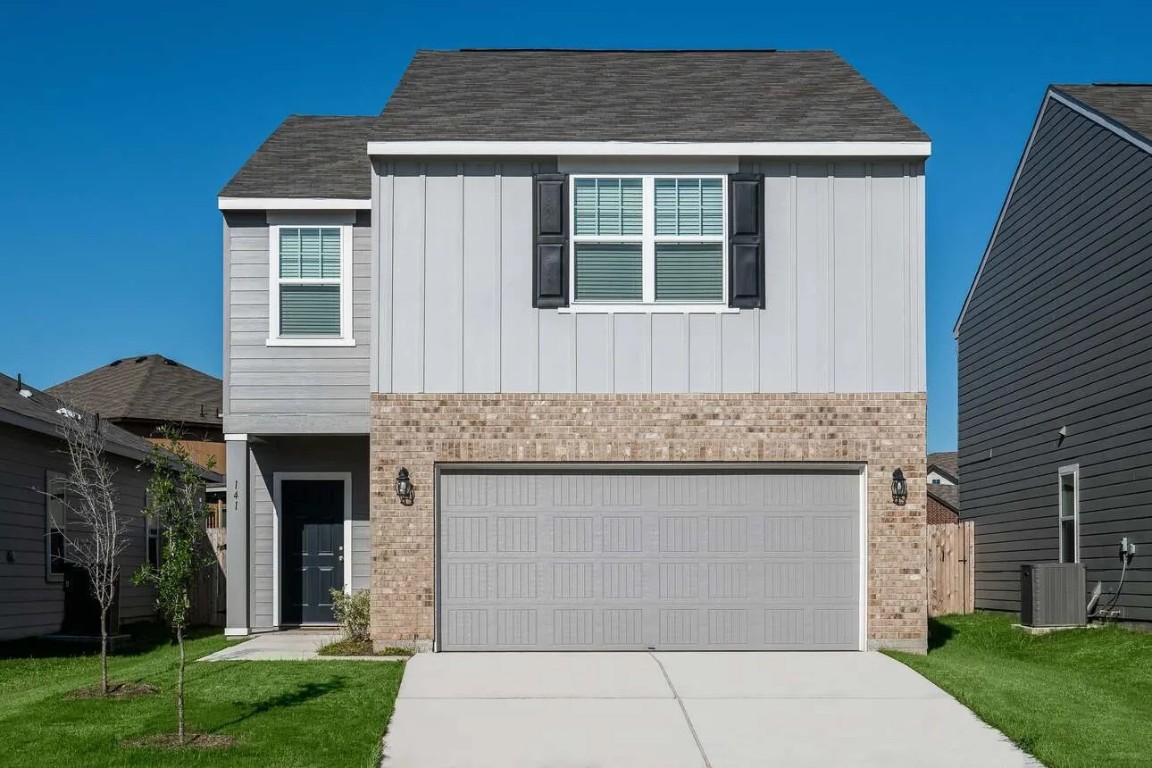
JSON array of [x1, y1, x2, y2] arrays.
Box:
[[571, 176, 726, 305], [1058, 466, 1079, 563], [45, 471, 67, 581], [269, 225, 352, 344], [146, 510, 161, 570]]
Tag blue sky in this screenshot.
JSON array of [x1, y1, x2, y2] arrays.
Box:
[[1, 0, 1149, 451]]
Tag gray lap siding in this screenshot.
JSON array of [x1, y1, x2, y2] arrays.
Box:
[[0, 424, 155, 641]]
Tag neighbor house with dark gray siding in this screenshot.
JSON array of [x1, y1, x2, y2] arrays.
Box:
[[220, 49, 932, 652], [955, 84, 1152, 624]]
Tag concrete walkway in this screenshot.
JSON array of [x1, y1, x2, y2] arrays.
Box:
[[200, 630, 406, 661], [382, 652, 1041, 768]]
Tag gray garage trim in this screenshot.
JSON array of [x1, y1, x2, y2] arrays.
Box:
[[435, 463, 866, 651]]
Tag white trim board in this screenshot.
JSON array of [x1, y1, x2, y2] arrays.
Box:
[[953, 87, 1152, 337], [271, 472, 353, 629], [367, 140, 932, 158], [219, 197, 371, 211]]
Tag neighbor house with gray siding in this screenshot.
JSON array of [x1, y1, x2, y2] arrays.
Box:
[[0, 373, 158, 641], [956, 84, 1152, 624], [219, 49, 932, 651]]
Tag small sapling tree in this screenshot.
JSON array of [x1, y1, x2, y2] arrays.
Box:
[[135, 426, 215, 744]]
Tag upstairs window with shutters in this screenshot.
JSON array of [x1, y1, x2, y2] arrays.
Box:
[[268, 223, 354, 346], [570, 175, 726, 307]]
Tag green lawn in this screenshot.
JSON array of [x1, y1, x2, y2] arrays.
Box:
[[0, 627, 404, 768], [888, 612, 1152, 768]]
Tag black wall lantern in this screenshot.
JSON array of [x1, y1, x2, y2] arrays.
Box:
[[891, 468, 907, 505], [396, 467, 414, 505]]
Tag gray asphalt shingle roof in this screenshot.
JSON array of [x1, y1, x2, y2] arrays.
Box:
[[220, 116, 378, 199], [221, 50, 927, 200], [1053, 84, 1152, 145], [1, 372, 165, 464], [48, 354, 222, 429], [375, 49, 928, 143], [927, 484, 959, 512]]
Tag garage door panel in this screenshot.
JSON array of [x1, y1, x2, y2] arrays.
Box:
[[439, 468, 861, 651]]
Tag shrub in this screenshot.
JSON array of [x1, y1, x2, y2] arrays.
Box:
[[330, 589, 370, 643]]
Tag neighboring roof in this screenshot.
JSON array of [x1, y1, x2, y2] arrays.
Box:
[[1052, 84, 1152, 144], [219, 116, 378, 199], [927, 484, 959, 513], [48, 355, 222, 430], [0, 373, 161, 465], [954, 83, 1152, 336], [927, 451, 959, 483], [374, 49, 929, 143]]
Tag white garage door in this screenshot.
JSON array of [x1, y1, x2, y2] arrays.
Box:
[[437, 467, 862, 651]]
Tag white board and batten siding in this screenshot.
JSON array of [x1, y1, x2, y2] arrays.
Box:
[[372, 159, 925, 396], [223, 210, 373, 435]]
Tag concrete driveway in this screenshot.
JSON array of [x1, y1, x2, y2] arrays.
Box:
[[381, 652, 1039, 768]]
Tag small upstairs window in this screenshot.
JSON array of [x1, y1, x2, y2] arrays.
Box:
[[571, 175, 726, 307], [268, 222, 354, 346]]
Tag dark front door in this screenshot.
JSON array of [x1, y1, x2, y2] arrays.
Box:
[[280, 480, 344, 625]]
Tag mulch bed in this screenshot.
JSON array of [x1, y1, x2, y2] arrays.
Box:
[[67, 682, 159, 699], [124, 733, 236, 749]]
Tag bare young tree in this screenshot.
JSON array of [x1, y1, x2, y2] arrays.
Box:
[[53, 405, 132, 695]]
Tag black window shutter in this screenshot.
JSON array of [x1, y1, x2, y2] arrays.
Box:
[[728, 173, 765, 309], [533, 173, 569, 308]]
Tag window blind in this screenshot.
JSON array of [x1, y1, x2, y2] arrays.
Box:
[[280, 284, 340, 336], [655, 243, 724, 302], [574, 243, 643, 302], [574, 178, 643, 236], [280, 228, 341, 279], [654, 178, 723, 236]]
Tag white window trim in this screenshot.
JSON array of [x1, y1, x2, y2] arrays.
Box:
[[1058, 464, 1080, 564], [45, 471, 66, 582], [267, 222, 355, 347], [271, 472, 353, 629], [568, 174, 729, 311]]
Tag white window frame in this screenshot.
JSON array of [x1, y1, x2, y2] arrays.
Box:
[[1058, 464, 1080, 563], [565, 174, 732, 313], [45, 471, 67, 582], [266, 216, 355, 347]]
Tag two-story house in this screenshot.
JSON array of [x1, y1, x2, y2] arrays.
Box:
[[956, 84, 1152, 625], [219, 49, 930, 652]]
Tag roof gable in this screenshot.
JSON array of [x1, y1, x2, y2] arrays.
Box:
[[954, 85, 1152, 336], [48, 355, 222, 428], [220, 116, 378, 200], [375, 49, 928, 144], [927, 451, 959, 482]]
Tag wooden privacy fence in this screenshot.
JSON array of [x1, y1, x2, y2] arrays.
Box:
[[190, 527, 227, 627], [928, 521, 975, 616]]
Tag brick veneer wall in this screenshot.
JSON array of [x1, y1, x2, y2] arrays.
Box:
[[927, 494, 959, 525], [370, 393, 927, 652]]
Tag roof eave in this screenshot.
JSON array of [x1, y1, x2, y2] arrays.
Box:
[[219, 197, 371, 211], [365, 140, 932, 158]]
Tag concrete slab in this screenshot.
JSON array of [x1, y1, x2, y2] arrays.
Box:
[[200, 631, 357, 661], [684, 698, 1041, 768], [380, 651, 1040, 767], [397, 652, 672, 699], [382, 699, 703, 768], [654, 651, 948, 699]]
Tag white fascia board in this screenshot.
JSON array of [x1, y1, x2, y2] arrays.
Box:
[[366, 140, 932, 158], [218, 197, 371, 211]]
